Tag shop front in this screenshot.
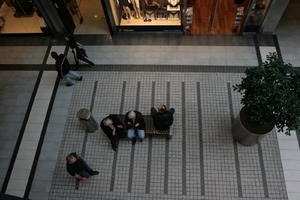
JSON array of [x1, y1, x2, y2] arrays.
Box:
[[0, 0, 46, 34], [0, 0, 110, 35], [101, 0, 275, 34], [0, 0, 280, 35]]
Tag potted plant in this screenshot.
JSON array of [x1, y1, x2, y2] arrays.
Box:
[[233, 52, 300, 146]]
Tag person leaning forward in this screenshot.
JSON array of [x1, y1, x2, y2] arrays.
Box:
[[66, 152, 99, 181], [151, 104, 175, 131], [100, 115, 126, 151], [51, 51, 82, 86], [125, 110, 145, 145]]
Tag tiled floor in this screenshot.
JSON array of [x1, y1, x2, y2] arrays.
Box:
[[0, 71, 39, 189], [47, 72, 287, 200], [0, 32, 299, 200], [6, 71, 57, 197], [276, 0, 300, 67], [66, 45, 258, 66]]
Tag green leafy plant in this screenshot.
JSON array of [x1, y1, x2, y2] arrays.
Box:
[[234, 52, 300, 135]]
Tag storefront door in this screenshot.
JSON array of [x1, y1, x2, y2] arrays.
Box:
[[191, 0, 250, 34]]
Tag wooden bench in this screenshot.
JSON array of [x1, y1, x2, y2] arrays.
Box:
[[110, 114, 172, 139]]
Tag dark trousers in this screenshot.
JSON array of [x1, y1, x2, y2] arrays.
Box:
[[104, 129, 126, 148], [78, 160, 94, 178]]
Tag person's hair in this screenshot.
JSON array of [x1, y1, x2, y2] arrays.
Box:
[[51, 51, 58, 59], [66, 154, 76, 162], [128, 111, 136, 119], [103, 118, 112, 126], [159, 105, 167, 111]]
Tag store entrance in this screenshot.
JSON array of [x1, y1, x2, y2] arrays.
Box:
[[190, 0, 250, 34], [0, 0, 43, 34], [66, 0, 110, 34]]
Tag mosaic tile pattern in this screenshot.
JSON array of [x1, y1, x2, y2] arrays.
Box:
[[49, 72, 287, 200]]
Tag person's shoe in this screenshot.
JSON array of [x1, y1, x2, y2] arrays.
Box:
[[132, 138, 136, 145], [78, 76, 83, 81], [139, 139, 143, 142], [91, 171, 99, 175], [66, 84, 72, 87]]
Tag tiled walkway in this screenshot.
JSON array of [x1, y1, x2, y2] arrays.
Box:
[[0, 33, 299, 200], [47, 71, 287, 200]]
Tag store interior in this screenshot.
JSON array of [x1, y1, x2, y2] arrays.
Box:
[[67, 0, 110, 34], [0, 0, 42, 34], [0, 0, 110, 35], [110, 0, 182, 27]]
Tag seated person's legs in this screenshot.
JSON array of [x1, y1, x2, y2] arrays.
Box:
[[127, 129, 136, 139], [137, 129, 145, 139]]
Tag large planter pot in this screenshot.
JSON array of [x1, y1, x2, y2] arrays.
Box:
[[232, 107, 274, 146]]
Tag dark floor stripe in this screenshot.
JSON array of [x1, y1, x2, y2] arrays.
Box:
[[128, 81, 141, 193], [164, 82, 170, 194], [196, 82, 205, 196], [272, 34, 283, 61], [24, 75, 60, 198], [296, 131, 300, 150], [181, 82, 187, 195], [1, 70, 43, 194], [257, 142, 269, 198], [254, 35, 263, 67], [42, 40, 53, 65], [110, 81, 126, 192], [227, 82, 243, 198], [75, 81, 98, 190], [146, 82, 155, 194]]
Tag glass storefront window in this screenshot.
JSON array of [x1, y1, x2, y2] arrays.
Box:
[[109, 0, 182, 28], [0, 0, 44, 34], [243, 0, 272, 32]]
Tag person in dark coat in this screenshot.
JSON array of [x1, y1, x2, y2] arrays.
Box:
[[51, 51, 82, 86], [66, 152, 99, 180], [151, 104, 175, 131], [100, 115, 126, 151], [125, 110, 145, 145]]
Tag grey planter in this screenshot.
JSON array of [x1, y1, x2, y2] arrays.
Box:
[[232, 109, 273, 146]]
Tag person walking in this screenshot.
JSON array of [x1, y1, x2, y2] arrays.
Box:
[[100, 115, 126, 151], [51, 51, 82, 86], [151, 104, 175, 131], [125, 110, 145, 145], [66, 152, 99, 180]]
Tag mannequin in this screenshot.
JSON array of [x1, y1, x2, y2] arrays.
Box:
[[117, 0, 131, 20], [167, 0, 180, 19], [131, 0, 141, 18]]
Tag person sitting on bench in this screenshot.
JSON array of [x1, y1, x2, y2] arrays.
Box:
[[100, 115, 126, 151], [125, 110, 145, 145], [151, 105, 175, 131]]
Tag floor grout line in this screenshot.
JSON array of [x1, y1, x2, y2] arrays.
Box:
[[75, 81, 98, 190], [127, 81, 140, 193], [227, 82, 243, 198], [110, 81, 127, 192]]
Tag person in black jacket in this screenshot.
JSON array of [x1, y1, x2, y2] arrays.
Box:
[[51, 51, 82, 86], [125, 110, 145, 145], [100, 115, 126, 151], [151, 104, 175, 131], [66, 152, 99, 180]]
